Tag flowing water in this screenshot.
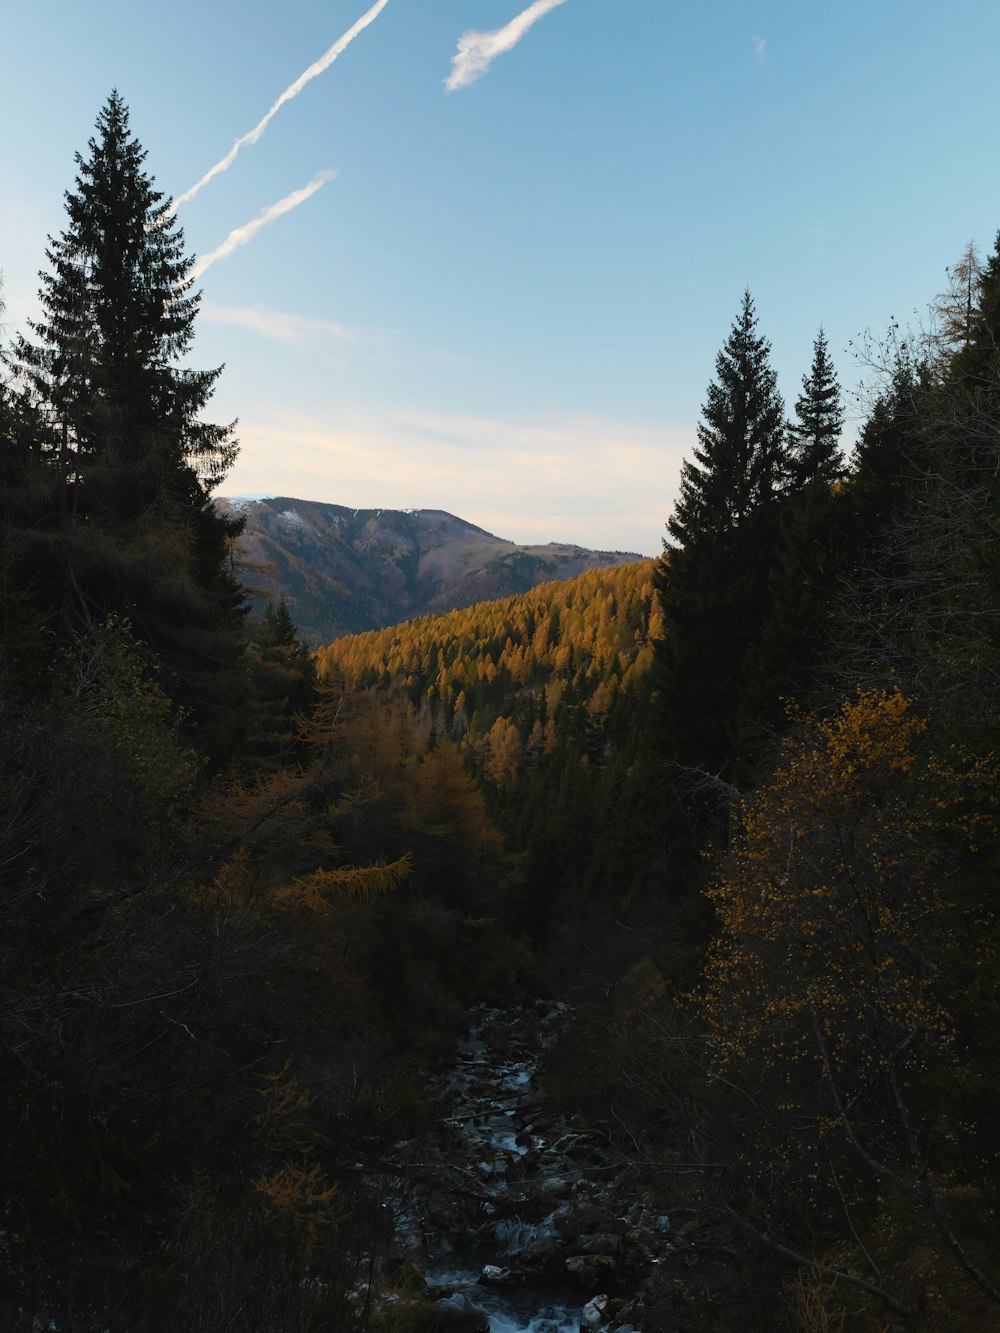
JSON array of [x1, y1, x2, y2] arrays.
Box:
[[422, 1255, 582, 1332], [387, 1001, 628, 1332]]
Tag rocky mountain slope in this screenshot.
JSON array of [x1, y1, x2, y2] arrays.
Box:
[[218, 496, 643, 644]]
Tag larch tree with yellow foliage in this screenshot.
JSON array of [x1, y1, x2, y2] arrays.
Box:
[[698, 689, 1000, 1318]]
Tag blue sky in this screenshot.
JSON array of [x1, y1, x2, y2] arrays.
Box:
[[3, 0, 1000, 555]]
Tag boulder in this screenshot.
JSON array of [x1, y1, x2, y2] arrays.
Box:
[[479, 1264, 523, 1288], [580, 1292, 609, 1329], [575, 1232, 623, 1255], [565, 1253, 620, 1292]]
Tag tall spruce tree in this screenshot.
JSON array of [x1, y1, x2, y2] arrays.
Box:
[[8, 93, 247, 758], [732, 330, 847, 750], [786, 327, 844, 486], [653, 291, 787, 773]]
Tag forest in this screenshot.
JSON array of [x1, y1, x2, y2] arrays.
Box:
[[2, 95, 1000, 1331]]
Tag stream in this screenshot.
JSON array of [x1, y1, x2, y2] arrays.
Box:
[[370, 1001, 656, 1332]]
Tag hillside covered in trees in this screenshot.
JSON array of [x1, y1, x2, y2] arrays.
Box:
[[219, 495, 642, 644], [317, 560, 670, 926], [3, 92, 1000, 1332]]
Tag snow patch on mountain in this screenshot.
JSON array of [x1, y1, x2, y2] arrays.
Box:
[[227, 495, 267, 512]]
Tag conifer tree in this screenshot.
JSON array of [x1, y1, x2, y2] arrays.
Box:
[[265, 596, 300, 649], [787, 327, 844, 486], [18, 93, 238, 506], [733, 331, 846, 751], [245, 597, 317, 768], [851, 346, 926, 522], [668, 291, 787, 543], [7, 93, 248, 757], [653, 291, 787, 772], [842, 263, 1000, 736]]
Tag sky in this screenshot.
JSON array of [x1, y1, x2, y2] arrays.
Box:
[[3, 0, 1000, 556]]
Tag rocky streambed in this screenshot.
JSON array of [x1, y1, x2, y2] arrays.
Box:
[[367, 1001, 676, 1332]]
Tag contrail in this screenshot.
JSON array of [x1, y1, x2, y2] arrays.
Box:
[[176, 0, 390, 206], [446, 0, 570, 92], [191, 170, 337, 280]]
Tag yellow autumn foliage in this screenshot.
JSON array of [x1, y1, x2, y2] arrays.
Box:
[[702, 690, 997, 1071], [254, 1159, 342, 1253], [402, 740, 493, 849], [694, 688, 1000, 1318], [314, 560, 661, 704], [276, 853, 413, 911]]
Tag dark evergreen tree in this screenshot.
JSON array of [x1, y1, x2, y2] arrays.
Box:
[[1, 289, 54, 694], [17, 93, 238, 509], [733, 480, 852, 759], [851, 350, 925, 517], [668, 291, 787, 542], [6, 93, 248, 758], [653, 291, 787, 773], [264, 595, 299, 648], [786, 327, 844, 486], [733, 331, 846, 755], [244, 596, 317, 768], [838, 276, 1000, 739]]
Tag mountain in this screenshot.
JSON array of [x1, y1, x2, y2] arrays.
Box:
[[218, 496, 643, 644]]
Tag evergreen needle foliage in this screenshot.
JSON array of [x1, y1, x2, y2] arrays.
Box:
[[653, 290, 788, 773], [6, 92, 247, 758]]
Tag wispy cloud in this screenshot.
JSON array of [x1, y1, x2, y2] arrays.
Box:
[[191, 170, 337, 280], [753, 34, 767, 67], [176, 0, 390, 206], [446, 0, 571, 92], [201, 303, 394, 352], [222, 405, 690, 555]]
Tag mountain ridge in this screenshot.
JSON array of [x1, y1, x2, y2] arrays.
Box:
[[218, 495, 643, 644]]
